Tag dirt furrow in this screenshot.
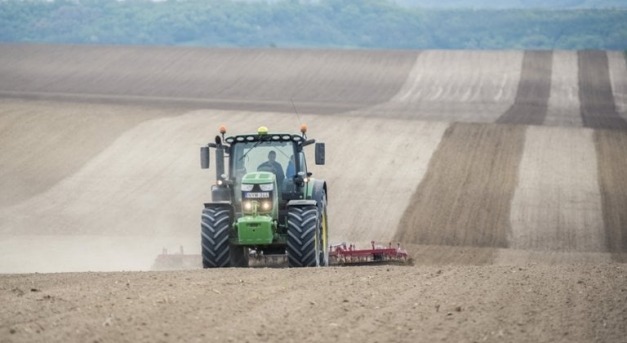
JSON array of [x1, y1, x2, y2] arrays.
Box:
[[607, 51, 627, 115], [594, 129, 627, 262], [496, 51, 553, 125], [395, 122, 526, 250], [578, 50, 627, 130]]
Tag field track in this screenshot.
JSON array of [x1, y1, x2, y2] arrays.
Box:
[[396, 123, 525, 249], [0, 44, 626, 342], [595, 130, 627, 262], [496, 50, 552, 125], [578, 50, 627, 130]]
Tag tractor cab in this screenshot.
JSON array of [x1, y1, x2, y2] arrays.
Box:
[[201, 125, 324, 223], [226, 126, 316, 206], [231, 137, 303, 201]]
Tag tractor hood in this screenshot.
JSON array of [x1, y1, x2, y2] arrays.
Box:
[[241, 171, 275, 185], [240, 171, 278, 216]]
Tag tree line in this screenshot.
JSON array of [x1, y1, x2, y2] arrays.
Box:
[[393, 0, 626, 9], [1, 0, 626, 50]]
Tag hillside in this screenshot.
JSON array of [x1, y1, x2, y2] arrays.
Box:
[[0, 44, 625, 342]]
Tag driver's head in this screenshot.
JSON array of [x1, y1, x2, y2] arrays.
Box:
[[268, 151, 276, 161]]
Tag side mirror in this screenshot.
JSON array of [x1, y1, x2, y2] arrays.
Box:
[[315, 142, 325, 165], [201, 146, 210, 169]]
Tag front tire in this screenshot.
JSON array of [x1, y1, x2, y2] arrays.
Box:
[[287, 205, 320, 267], [201, 206, 231, 268]]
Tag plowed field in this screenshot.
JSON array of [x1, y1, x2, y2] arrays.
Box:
[[0, 45, 626, 342]]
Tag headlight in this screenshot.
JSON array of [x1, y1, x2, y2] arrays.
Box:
[[259, 183, 274, 191], [243, 201, 252, 211], [261, 201, 272, 211], [241, 184, 254, 191]]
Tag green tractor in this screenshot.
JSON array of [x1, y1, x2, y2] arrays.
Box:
[[200, 125, 328, 268]]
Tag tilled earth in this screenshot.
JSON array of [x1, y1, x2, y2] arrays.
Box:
[[1, 45, 627, 342], [1, 264, 625, 343]]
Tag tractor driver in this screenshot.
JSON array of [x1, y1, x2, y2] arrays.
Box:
[[286, 155, 296, 179], [258, 150, 285, 185]]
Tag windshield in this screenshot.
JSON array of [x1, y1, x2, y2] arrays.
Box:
[[231, 140, 296, 184]]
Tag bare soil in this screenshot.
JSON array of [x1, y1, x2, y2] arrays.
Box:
[[350, 50, 524, 121], [396, 122, 526, 249], [1, 45, 626, 342], [1, 265, 625, 343], [0, 44, 417, 114], [0, 107, 448, 239], [578, 50, 627, 130], [0, 99, 177, 207], [594, 129, 627, 262], [509, 126, 605, 252], [545, 51, 582, 127], [496, 51, 552, 125], [608, 51, 627, 115]]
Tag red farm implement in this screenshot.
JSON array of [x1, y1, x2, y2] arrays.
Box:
[[329, 241, 409, 265]]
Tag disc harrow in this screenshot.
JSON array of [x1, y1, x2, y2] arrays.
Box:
[[329, 241, 409, 265]]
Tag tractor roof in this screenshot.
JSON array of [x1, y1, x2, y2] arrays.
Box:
[[225, 133, 306, 145]]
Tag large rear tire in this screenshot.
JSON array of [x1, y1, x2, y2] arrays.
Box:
[[201, 206, 231, 268], [287, 205, 320, 267]]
